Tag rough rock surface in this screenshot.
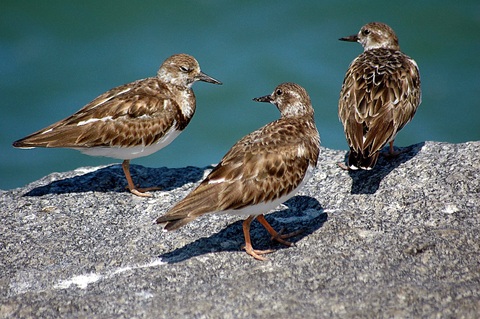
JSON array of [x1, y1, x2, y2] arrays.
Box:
[[1, 141, 479, 318]]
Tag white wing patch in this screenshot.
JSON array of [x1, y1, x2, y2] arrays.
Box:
[[207, 162, 243, 185], [90, 87, 132, 110], [297, 144, 306, 157], [77, 116, 113, 126]]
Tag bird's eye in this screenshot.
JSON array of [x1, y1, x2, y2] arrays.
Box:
[[180, 66, 190, 72], [276, 89, 283, 95], [362, 29, 370, 36]]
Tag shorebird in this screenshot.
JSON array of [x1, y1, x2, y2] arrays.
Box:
[[13, 53, 222, 196], [156, 83, 320, 260], [338, 22, 421, 170]]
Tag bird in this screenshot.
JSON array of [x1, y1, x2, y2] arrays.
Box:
[[13, 53, 222, 196], [338, 22, 421, 170], [156, 82, 320, 261]]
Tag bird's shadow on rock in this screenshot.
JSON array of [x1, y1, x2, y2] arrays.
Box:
[[23, 164, 210, 197], [158, 195, 327, 263], [346, 142, 424, 194]]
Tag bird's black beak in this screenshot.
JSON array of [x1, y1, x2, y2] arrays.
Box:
[[339, 34, 359, 42], [252, 94, 273, 103], [197, 71, 222, 85]]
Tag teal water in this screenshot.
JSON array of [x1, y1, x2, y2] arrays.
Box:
[[1, 1, 479, 190]]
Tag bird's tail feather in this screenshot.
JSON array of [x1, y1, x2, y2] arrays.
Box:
[[155, 183, 219, 231], [348, 150, 379, 170]]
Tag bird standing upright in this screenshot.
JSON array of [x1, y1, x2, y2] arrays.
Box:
[[13, 53, 222, 196], [156, 83, 320, 260], [338, 22, 421, 170]]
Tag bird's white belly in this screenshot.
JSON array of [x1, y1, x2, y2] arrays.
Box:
[[75, 126, 182, 160]]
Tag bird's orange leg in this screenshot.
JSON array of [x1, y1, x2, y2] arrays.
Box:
[[256, 214, 302, 246], [382, 141, 403, 158], [122, 160, 160, 197], [242, 215, 274, 261]]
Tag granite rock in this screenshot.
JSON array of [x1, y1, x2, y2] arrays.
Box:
[[1, 141, 479, 318]]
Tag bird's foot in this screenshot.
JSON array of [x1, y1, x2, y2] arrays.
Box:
[[242, 244, 274, 261], [127, 185, 161, 197], [270, 228, 303, 247]]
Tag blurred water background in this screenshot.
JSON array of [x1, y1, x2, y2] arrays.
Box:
[[1, 0, 479, 190]]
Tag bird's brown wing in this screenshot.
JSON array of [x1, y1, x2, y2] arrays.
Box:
[[339, 49, 421, 157], [13, 78, 186, 149], [156, 117, 319, 230]]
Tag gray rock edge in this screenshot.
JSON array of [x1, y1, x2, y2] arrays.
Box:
[[1, 141, 479, 318]]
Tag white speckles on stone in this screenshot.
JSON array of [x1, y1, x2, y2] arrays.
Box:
[[54, 259, 165, 290], [54, 273, 101, 290], [444, 204, 459, 214]]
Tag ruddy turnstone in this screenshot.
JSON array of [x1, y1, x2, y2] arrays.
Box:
[[156, 82, 320, 260], [338, 22, 421, 170], [13, 53, 222, 196]]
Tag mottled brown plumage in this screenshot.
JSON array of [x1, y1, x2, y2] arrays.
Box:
[[156, 82, 320, 260], [13, 53, 221, 196], [338, 22, 421, 170]]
